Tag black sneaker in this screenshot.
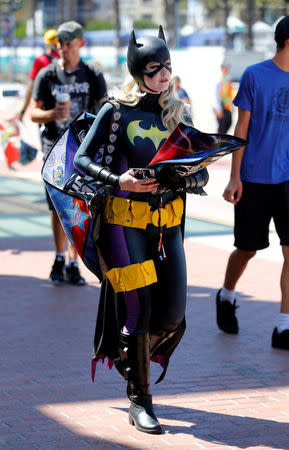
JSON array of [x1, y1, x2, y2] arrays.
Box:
[[216, 289, 239, 334], [65, 262, 86, 286], [50, 255, 65, 285], [272, 327, 289, 350]]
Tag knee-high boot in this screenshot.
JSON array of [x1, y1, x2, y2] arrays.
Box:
[[120, 332, 162, 434]]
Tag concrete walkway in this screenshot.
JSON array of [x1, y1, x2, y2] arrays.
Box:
[[0, 160, 289, 450]]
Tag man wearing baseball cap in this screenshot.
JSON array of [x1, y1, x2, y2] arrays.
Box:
[[215, 15, 289, 351], [19, 29, 59, 120], [56, 21, 84, 41], [30, 21, 108, 286]]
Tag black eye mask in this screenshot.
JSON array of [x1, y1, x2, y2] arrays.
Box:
[[127, 25, 171, 93], [143, 62, 172, 79]]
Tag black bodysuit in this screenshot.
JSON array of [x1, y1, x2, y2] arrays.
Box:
[[74, 94, 191, 380]]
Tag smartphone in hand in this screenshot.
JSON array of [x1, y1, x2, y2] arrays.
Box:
[[130, 168, 156, 179]]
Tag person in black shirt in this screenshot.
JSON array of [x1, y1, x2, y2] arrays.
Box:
[[30, 21, 108, 285]]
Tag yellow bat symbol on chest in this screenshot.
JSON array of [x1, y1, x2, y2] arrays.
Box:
[[127, 120, 169, 149]]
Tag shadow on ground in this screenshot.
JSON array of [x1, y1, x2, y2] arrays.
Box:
[[1, 276, 289, 448], [0, 236, 54, 253], [113, 403, 289, 449]]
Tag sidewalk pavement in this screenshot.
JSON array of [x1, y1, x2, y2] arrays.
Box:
[[1, 160, 289, 450]]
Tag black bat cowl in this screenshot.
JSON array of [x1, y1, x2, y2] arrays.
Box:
[[127, 26, 171, 91]]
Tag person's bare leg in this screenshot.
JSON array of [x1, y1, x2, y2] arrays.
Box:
[[51, 211, 78, 261], [66, 232, 86, 285], [272, 246, 289, 349], [224, 249, 256, 290], [49, 211, 66, 283], [51, 211, 85, 285], [280, 246, 289, 314], [51, 210, 66, 253], [67, 240, 78, 261]]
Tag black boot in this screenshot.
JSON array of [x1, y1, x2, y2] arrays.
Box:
[[128, 392, 162, 434], [120, 333, 162, 434]]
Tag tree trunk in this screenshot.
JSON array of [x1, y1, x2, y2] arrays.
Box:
[[114, 0, 121, 71], [223, 0, 230, 49], [245, 0, 255, 51], [164, 0, 175, 47]]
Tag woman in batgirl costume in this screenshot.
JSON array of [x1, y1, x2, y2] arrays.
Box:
[[74, 26, 208, 434]]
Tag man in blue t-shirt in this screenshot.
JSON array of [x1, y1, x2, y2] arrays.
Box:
[[216, 15, 289, 350]]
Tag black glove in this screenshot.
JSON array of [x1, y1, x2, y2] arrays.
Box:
[[86, 163, 120, 189], [183, 167, 209, 191], [155, 164, 185, 190], [155, 165, 209, 193]]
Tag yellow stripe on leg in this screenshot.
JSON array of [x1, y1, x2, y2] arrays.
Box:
[[106, 259, 157, 293]]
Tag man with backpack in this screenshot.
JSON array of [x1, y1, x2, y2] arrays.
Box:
[[30, 21, 108, 285]]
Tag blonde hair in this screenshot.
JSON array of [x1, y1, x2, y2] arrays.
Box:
[[112, 71, 192, 132]]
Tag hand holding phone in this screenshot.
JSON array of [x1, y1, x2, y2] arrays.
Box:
[[130, 168, 156, 179]]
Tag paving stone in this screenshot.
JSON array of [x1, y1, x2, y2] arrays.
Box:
[[1, 168, 289, 449]]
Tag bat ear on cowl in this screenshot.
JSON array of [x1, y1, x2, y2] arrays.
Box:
[[129, 29, 138, 48], [158, 25, 166, 42]]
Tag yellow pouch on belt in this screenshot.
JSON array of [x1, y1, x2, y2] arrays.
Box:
[[105, 196, 131, 226], [151, 208, 168, 227], [106, 259, 157, 293], [105, 195, 150, 229], [166, 196, 184, 227], [131, 201, 150, 229], [152, 197, 183, 228]]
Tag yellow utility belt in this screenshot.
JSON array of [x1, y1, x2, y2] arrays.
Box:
[[104, 195, 184, 229]]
